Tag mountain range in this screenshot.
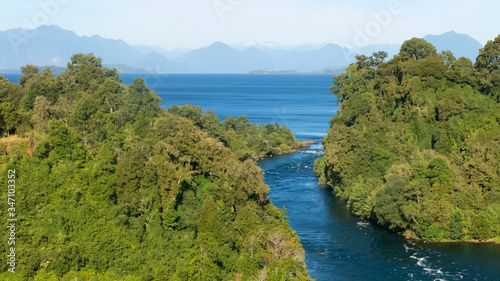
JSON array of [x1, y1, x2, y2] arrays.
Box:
[[423, 31, 483, 61], [0, 25, 485, 74]]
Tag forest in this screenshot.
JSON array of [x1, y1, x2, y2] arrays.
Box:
[[0, 54, 311, 280], [315, 35, 500, 242]]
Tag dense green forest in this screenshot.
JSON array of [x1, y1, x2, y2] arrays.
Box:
[[315, 35, 500, 242], [167, 104, 302, 160], [0, 54, 312, 280]]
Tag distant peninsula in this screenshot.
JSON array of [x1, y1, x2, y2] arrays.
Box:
[[249, 68, 346, 75]]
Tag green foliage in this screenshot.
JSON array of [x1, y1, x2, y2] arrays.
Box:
[[354, 51, 388, 69], [426, 158, 454, 185], [449, 208, 465, 240], [0, 102, 19, 136], [349, 179, 369, 217], [313, 157, 327, 185], [439, 50, 456, 68], [374, 174, 411, 231], [471, 212, 493, 240], [420, 223, 444, 241], [20, 68, 60, 110], [399, 37, 438, 61], [0, 54, 312, 280], [168, 104, 301, 160], [450, 57, 475, 85], [474, 35, 500, 100], [319, 35, 500, 241], [19, 64, 40, 86]]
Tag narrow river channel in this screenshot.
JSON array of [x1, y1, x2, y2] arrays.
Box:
[[258, 143, 500, 281]]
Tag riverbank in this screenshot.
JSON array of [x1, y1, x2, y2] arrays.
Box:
[[255, 140, 318, 160], [404, 229, 500, 244], [259, 143, 500, 280], [299, 140, 319, 147], [423, 238, 500, 244]]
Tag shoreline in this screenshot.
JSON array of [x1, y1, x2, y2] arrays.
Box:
[[416, 238, 500, 244], [404, 230, 500, 244], [255, 140, 319, 160]]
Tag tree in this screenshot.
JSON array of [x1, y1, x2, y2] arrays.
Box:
[[374, 175, 410, 231], [372, 51, 389, 66], [472, 212, 492, 240], [399, 38, 437, 61], [0, 76, 23, 108], [18, 64, 39, 86], [195, 196, 219, 274], [32, 96, 52, 133], [439, 50, 456, 68], [349, 179, 369, 217], [0, 102, 19, 136], [21, 68, 60, 110], [449, 208, 465, 240], [450, 57, 475, 84], [474, 35, 500, 100], [96, 78, 124, 113], [128, 78, 162, 113], [53, 96, 73, 126], [63, 53, 122, 92], [355, 51, 388, 69], [426, 158, 454, 185], [420, 223, 444, 241], [45, 120, 86, 163]]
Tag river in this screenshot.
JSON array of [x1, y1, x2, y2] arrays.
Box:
[[259, 144, 500, 280]]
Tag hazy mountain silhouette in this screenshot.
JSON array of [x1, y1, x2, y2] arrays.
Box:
[[132, 51, 184, 73], [0, 25, 143, 69], [424, 31, 483, 61], [0, 26, 486, 73], [280, 43, 352, 71], [132, 45, 192, 60], [175, 42, 247, 73]]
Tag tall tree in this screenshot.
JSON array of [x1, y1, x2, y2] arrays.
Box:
[[18, 64, 39, 86], [439, 50, 457, 68], [450, 57, 475, 84], [32, 96, 52, 133], [475, 35, 500, 100], [399, 38, 437, 61]]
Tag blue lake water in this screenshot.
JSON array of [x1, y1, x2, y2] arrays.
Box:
[[121, 73, 337, 140], [4, 72, 500, 280]]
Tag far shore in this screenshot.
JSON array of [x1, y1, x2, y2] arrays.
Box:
[[404, 229, 500, 244]]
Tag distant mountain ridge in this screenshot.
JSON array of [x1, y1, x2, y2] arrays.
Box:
[[0, 25, 485, 73], [0, 25, 143, 69], [132, 51, 184, 73], [424, 31, 483, 61]]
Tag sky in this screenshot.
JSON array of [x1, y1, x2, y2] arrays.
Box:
[[0, 0, 498, 50]]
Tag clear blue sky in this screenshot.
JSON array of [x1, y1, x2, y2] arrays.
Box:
[[0, 0, 497, 49]]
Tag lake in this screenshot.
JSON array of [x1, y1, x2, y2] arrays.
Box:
[[4, 72, 500, 280]]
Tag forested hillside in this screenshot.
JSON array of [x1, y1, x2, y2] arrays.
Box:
[[315, 36, 500, 242], [0, 54, 311, 280], [167, 104, 302, 160]]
